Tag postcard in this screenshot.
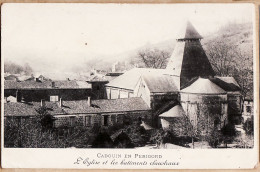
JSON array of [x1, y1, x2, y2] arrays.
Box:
[[1, 3, 258, 169]]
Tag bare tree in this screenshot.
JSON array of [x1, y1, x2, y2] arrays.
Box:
[[137, 48, 171, 69], [205, 40, 253, 98]]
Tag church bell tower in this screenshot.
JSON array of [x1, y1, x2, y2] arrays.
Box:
[[166, 21, 215, 89]]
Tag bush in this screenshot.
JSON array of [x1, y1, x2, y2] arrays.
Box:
[[122, 121, 150, 147], [205, 128, 223, 148], [4, 117, 99, 148], [243, 116, 254, 136], [91, 131, 113, 148], [113, 131, 135, 148], [221, 123, 237, 147], [36, 107, 55, 132]]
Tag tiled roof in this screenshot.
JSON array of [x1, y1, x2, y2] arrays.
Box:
[[62, 97, 150, 114], [106, 68, 173, 90], [4, 80, 91, 89], [4, 102, 63, 117], [142, 74, 179, 93], [4, 97, 150, 117]]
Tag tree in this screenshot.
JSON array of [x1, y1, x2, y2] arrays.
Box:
[[205, 39, 253, 98], [137, 48, 171, 69], [4, 61, 34, 75], [4, 61, 24, 74], [113, 131, 135, 148], [205, 128, 223, 148], [91, 131, 113, 148], [35, 107, 55, 132], [24, 63, 33, 75], [221, 123, 237, 148]]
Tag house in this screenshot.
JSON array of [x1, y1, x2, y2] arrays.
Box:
[[106, 68, 173, 99], [4, 80, 92, 102], [4, 97, 151, 128]]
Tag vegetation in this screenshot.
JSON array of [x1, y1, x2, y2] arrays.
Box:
[[221, 123, 237, 148], [204, 22, 253, 98], [91, 131, 113, 148], [4, 61, 33, 75], [243, 116, 254, 136], [113, 132, 135, 148], [36, 107, 55, 132], [4, 117, 98, 148], [136, 48, 171, 69]]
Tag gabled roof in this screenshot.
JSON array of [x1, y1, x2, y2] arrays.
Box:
[[159, 105, 185, 118], [106, 68, 173, 91], [176, 21, 203, 40], [210, 77, 240, 92], [4, 80, 91, 89], [4, 97, 150, 117], [142, 74, 179, 93], [181, 78, 226, 95]]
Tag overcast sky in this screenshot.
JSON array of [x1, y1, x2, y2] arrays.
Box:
[[1, 3, 254, 73]]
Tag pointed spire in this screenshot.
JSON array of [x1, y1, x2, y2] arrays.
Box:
[[176, 21, 203, 40], [167, 21, 215, 88]]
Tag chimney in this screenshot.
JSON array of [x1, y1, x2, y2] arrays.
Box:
[[16, 90, 21, 102], [52, 81, 55, 88], [41, 99, 46, 107], [87, 97, 91, 107], [59, 98, 63, 107], [112, 63, 116, 72]]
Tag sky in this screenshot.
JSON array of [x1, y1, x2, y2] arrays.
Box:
[[1, 3, 254, 74]]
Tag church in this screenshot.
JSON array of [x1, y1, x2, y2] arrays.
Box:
[[105, 21, 242, 133]]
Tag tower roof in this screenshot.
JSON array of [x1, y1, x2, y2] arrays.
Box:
[[166, 21, 215, 87], [159, 105, 185, 118], [176, 21, 203, 40], [181, 78, 226, 95]]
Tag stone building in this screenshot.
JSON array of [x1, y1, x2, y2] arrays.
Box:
[[4, 80, 92, 102], [104, 21, 243, 131], [4, 97, 151, 128]]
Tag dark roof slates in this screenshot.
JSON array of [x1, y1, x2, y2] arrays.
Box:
[[4, 97, 150, 117]]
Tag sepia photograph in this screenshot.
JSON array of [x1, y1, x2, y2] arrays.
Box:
[[1, 3, 258, 169]]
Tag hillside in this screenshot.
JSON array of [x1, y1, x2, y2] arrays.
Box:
[[87, 22, 253, 73], [97, 22, 254, 98]]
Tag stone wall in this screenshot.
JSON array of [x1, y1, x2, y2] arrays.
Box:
[[53, 111, 151, 128]]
